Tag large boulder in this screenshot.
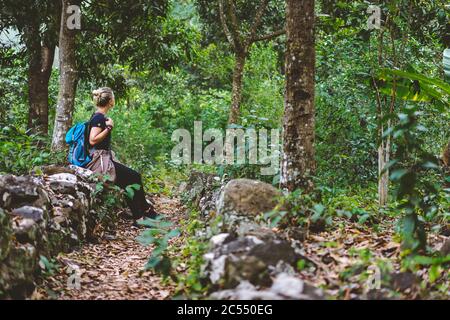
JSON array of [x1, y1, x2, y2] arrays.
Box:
[[216, 179, 282, 233], [203, 231, 305, 290]]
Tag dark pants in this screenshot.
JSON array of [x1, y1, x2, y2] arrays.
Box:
[[113, 161, 149, 219]]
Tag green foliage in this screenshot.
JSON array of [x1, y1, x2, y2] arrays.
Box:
[[263, 184, 385, 231], [262, 189, 331, 230], [379, 68, 450, 108], [386, 105, 444, 255], [171, 210, 214, 298], [38, 255, 60, 277], [0, 125, 65, 175], [137, 217, 180, 277], [125, 183, 141, 200], [90, 179, 124, 230]]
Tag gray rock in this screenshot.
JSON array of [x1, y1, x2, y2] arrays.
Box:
[[11, 206, 44, 222], [210, 275, 324, 300], [0, 175, 49, 209], [390, 272, 419, 292], [68, 165, 94, 180], [0, 208, 12, 260], [12, 218, 40, 244], [183, 171, 220, 208], [216, 179, 281, 218], [49, 180, 77, 195], [47, 173, 78, 184], [204, 234, 303, 289], [439, 237, 450, 256], [210, 281, 282, 300], [209, 233, 232, 249], [270, 273, 324, 299], [200, 187, 222, 217], [0, 243, 38, 299], [248, 239, 299, 266]]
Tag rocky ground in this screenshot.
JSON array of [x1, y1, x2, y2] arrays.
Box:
[[2, 169, 448, 300]]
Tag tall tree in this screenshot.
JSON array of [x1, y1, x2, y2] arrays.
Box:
[[280, 0, 316, 192], [52, 0, 80, 150], [196, 0, 285, 124], [0, 1, 60, 134], [25, 26, 57, 135]]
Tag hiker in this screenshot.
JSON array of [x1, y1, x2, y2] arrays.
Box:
[[87, 87, 157, 223]]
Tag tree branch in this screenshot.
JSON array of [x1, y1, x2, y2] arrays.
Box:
[[247, 0, 269, 44], [251, 28, 285, 43], [226, 0, 244, 51], [219, 0, 236, 50]]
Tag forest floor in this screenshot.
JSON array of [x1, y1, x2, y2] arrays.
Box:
[[32, 192, 448, 300], [33, 195, 184, 300], [297, 217, 448, 299]]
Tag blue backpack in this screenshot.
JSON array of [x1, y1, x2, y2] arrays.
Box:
[[65, 118, 92, 167]]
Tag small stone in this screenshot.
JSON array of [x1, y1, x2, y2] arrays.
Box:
[[271, 273, 304, 297], [390, 272, 418, 292], [49, 180, 77, 195], [12, 218, 39, 244], [439, 238, 450, 256], [210, 233, 231, 248]]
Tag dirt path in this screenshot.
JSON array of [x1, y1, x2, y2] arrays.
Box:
[[34, 195, 184, 300]]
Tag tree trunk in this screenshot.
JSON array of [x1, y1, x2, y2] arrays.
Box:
[[25, 25, 55, 135], [443, 140, 450, 188], [280, 0, 316, 192], [378, 127, 390, 206], [52, 0, 79, 151], [228, 50, 247, 125]]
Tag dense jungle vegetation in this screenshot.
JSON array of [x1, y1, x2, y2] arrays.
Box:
[[0, 0, 449, 300]]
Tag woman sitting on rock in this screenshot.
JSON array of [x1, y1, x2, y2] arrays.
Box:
[[87, 87, 157, 224]]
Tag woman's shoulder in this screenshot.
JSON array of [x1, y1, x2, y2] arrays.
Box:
[[90, 113, 106, 126]]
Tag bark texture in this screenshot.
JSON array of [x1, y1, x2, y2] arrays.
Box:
[[24, 25, 56, 135], [51, 0, 79, 151], [228, 51, 247, 124], [280, 0, 316, 192], [443, 140, 450, 188]]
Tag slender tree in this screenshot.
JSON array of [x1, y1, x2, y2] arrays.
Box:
[[52, 0, 80, 151], [219, 0, 285, 124], [196, 0, 285, 125], [280, 0, 316, 192]]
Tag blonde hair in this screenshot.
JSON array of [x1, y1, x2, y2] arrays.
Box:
[[92, 87, 114, 107]]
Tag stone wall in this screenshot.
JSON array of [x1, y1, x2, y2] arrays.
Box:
[[0, 165, 123, 299]]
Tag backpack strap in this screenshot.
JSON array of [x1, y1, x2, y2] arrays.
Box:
[[83, 112, 96, 156]]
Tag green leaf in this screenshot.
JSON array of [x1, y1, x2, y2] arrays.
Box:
[[429, 265, 442, 283], [125, 183, 141, 199], [145, 256, 162, 270], [167, 229, 180, 239], [421, 161, 439, 169], [390, 169, 408, 181]]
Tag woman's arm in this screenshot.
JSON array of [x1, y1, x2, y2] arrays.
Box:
[[89, 127, 109, 146], [89, 118, 114, 146]]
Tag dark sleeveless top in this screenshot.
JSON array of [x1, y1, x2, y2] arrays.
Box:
[[89, 112, 111, 150]]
